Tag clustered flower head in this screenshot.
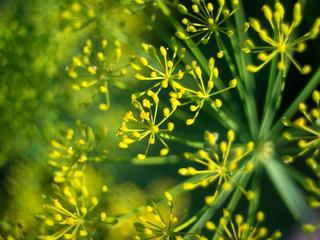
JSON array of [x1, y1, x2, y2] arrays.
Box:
[[36, 181, 116, 240], [67, 39, 127, 110], [60, 1, 98, 30], [179, 130, 255, 205], [282, 90, 320, 163], [241, 1, 320, 74], [176, 0, 241, 57], [48, 120, 108, 183], [132, 38, 185, 98], [133, 191, 205, 240], [117, 92, 176, 160], [170, 58, 237, 125], [206, 209, 282, 240]]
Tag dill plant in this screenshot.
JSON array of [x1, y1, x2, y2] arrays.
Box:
[[1, 0, 320, 240]]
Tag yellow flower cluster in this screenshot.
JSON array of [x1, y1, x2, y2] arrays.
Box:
[[242, 2, 320, 74], [206, 209, 282, 240], [179, 130, 254, 205], [117, 93, 176, 159], [37, 181, 116, 240], [170, 58, 237, 125], [132, 39, 185, 98], [176, 0, 241, 56], [133, 192, 206, 240], [68, 39, 127, 110], [48, 120, 108, 183], [282, 90, 320, 163]]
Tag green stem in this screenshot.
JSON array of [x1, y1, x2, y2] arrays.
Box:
[[160, 133, 204, 149], [259, 57, 280, 140], [184, 171, 248, 240], [211, 169, 253, 240], [214, 31, 259, 139], [247, 160, 262, 232]]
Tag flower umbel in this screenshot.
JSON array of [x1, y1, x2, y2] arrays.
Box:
[[206, 209, 282, 240], [68, 39, 127, 110], [117, 92, 176, 159], [48, 120, 108, 183], [179, 130, 254, 205], [133, 191, 204, 240], [242, 2, 320, 74], [176, 0, 240, 56], [133, 39, 185, 98], [37, 181, 117, 240], [170, 58, 237, 125], [282, 90, 320, 163]]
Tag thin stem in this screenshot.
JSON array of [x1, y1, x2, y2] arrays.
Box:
[[214, 31, 259, 139]]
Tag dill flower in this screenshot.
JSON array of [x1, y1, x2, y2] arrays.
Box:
[[67, 39, 127, 110], [176, 0, 241, 57], [37, 182, 117, 240], [117, 92, 176, 160], [60, 2, 96, 30], [241, 2, 320, 74], [133, 192, 206, 240], [48, 120, 108, 183], [282, 90, 320, 163], [132, 38, 185, 98], [179, 130, 255, 205], [170, 58, 237, 125], [206, 209, 282, 240]]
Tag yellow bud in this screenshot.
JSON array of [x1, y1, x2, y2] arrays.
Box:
[[145, 228, 153, 235], [227, 130, 235, 142], [192, 4, 199, 13], [91, 197, 98, 205], [160, 46, 167, 57], [87, 66, 96, 74], [229, 79, 237, 88], [257, 211, 265, 221], [220, 141, 227, 152], [298, 102, 307, 112], [262, 5, 272, 23], [160, 148, 169, 156], [167, 122, 174, 131], [217, 51, 224, 58], [137, 154, 146, 160], [99, 86, 108, 93], [146, 205, 153, 212], [102, 185, 108, 192], [293, 2, 302, 26], [102, 39, 108, 48], [183, 182, 195, 190], [215, 99, 222, 108], [118, 141, 128, 148], [64, 234, 72, 239], [249, 18, 261, 32], [186, 119, 195, 125], [97, 52, 104, 61], [80, 230, 88, 236], [80, 206, 87, 215], [165, 191, 173, 201], [206, 221, 216, 230], [99, 104, 108, 111], [313, 90, 320, 103], [205, 195, 216, 205], [79, 155, 87, 163], [45, 219, 54, 226], [246, 64, 259, 72], [140, 57, 148, 66]]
